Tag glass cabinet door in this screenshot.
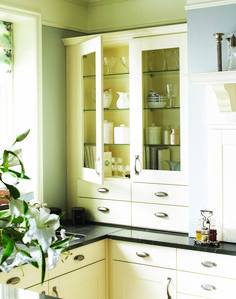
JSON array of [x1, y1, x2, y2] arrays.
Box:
[[130, 33, 188, 185], [79, 36, 103, 184]]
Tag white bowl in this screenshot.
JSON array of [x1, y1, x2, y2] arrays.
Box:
[[148, 101, 166, 108]]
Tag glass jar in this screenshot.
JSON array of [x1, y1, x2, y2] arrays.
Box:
[[201, 228, 209, 242]]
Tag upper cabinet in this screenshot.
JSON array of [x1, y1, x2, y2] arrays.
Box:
[[63, 24, 188, 198]]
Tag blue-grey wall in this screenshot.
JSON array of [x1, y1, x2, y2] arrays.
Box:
[[187, 4, 236, 236], [42, 26, 85, 215]]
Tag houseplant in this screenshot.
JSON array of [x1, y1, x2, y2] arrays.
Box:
[[0, 129, 71, 284]]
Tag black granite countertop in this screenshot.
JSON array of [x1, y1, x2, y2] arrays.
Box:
[[62, 221, 236, 256]]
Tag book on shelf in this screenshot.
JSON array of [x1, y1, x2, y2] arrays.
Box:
[[147, 146, 170, 170], [84, 145, 96, 169]]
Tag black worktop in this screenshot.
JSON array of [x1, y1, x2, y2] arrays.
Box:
[[62, 222, 236, 256]]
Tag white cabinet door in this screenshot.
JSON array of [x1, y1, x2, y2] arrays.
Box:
[[130, 32, 188, 185], [48, 260, 106, 299], [66, 35, 104, 187], [26, 282, 49, 295], [110, 260, 176, 299]]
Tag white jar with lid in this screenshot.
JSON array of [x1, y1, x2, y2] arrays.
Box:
[[163, 126, 171, 145], [146, 123, 161, 145], [114, 124, 129, 144]]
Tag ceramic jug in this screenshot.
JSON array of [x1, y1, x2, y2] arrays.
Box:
[[116, 92, 129, 109]]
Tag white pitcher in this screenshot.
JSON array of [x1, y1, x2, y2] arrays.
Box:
[[116, 92, 129, 109]]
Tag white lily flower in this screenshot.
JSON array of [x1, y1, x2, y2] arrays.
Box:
[[47, 247, 64, 270], [23, 207, 60, 251]]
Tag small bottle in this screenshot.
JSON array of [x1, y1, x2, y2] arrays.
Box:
[[196, 218, 203, 241], [209, 219, 217, 242], [201, 227, 209, 242], [170, 129, 180, 145]]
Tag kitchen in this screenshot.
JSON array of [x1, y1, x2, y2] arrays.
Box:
[[1, 0, 236, 298]]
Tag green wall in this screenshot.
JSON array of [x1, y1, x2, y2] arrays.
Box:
[[42, 25, 85, 215]]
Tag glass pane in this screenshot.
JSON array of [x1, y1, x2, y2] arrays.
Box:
[[83, 52, 96, 169], [103, 46, 130, 179], [142, 48, 180, 172]]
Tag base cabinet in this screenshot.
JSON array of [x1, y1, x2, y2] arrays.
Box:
[[48, 260, 106, 299], [110, 261, 176, 299]]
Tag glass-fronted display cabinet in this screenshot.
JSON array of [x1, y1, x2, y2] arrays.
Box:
[[130, 33, 188, 185], [65, 28, 188, 187]]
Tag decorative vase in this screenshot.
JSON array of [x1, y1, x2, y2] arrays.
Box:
[[116, 92, 129, 109], [103, 89, 112, 108]]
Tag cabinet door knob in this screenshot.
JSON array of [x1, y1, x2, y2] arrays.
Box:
[[97, 207, 109, 212], [74, 254, 85, 261], [52, 286, 59, 297], [154, 212, 168, 218], [41, 291, 46, 295], [6, 277, 21, 285], [167, 277, 172, 299], [201, 261, 217, 268], [154, 192, 168, 197], [97, 187, 109, 193], [201, 284, 216, 291], [136, 252, 149, 258]]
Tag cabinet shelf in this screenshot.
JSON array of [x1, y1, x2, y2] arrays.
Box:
[[84, 108, 130, 112], [144, 106, 180, 110], [144, 144, 180, 147], [84, 143, 130, 146], [83, 72, 129, 79], [143, 69, 179, 75]]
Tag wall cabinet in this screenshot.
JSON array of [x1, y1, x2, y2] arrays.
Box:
[[109, 240, 176, 299], [64, 24, 189, 233]]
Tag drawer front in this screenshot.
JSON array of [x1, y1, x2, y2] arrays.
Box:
[[79, 197, 131, 226], [177, 249, 236, 279], [177, 271, 236, 298], [77, 179, 131, 201], [49, 240, 106, 280], [0, 263, 46, 289], [132, 202, 188, 233], [110, 240, 176, 269], [132, 183, 189, 206]]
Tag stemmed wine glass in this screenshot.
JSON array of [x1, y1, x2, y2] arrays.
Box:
[[104, 57, 117, 74], [120, 56, 129, 72]]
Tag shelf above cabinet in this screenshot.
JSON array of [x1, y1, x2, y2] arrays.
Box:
[[143, 69, 179, 75], [190, 71, 236, 112], [84, 108, 130, 112], [144, 106, 180, 110]]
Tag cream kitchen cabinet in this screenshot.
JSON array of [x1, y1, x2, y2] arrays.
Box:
[[26, 240, 107, 298], [109, 240, 176, 299], [64, 23, 189, 232], [177, 248, 236, 298]]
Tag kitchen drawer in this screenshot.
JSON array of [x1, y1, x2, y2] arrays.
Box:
[[77, 179, 131, 201], [177, 271, 236, 298], [78, 197, 131, 226], [109, 240, 176, 269], [0, 263, 47, 289], [132, 202, 188, 233], [177, 249, 236, 279], [132, 183, 189, 206], [49, 240, 106, 280]]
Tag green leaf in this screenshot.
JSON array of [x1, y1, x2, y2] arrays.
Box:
[[58, 211, 65, 219], [30, 261, 39, 269], [6, 151, 25, 178], [23, 201, 28, 215], [33, 241, 46, 285], [11, 216, 24, 224], [0, 168, 30, 180], [50, 236, 73, 249], [9, 229, 24, 242], [2, 182, 20, 199], [0, 211, 9, 218], [0, 238, 14, 264], [3, 150, 9, 172], [12, 129, 30, 146], [0, 230, 10, 246]]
